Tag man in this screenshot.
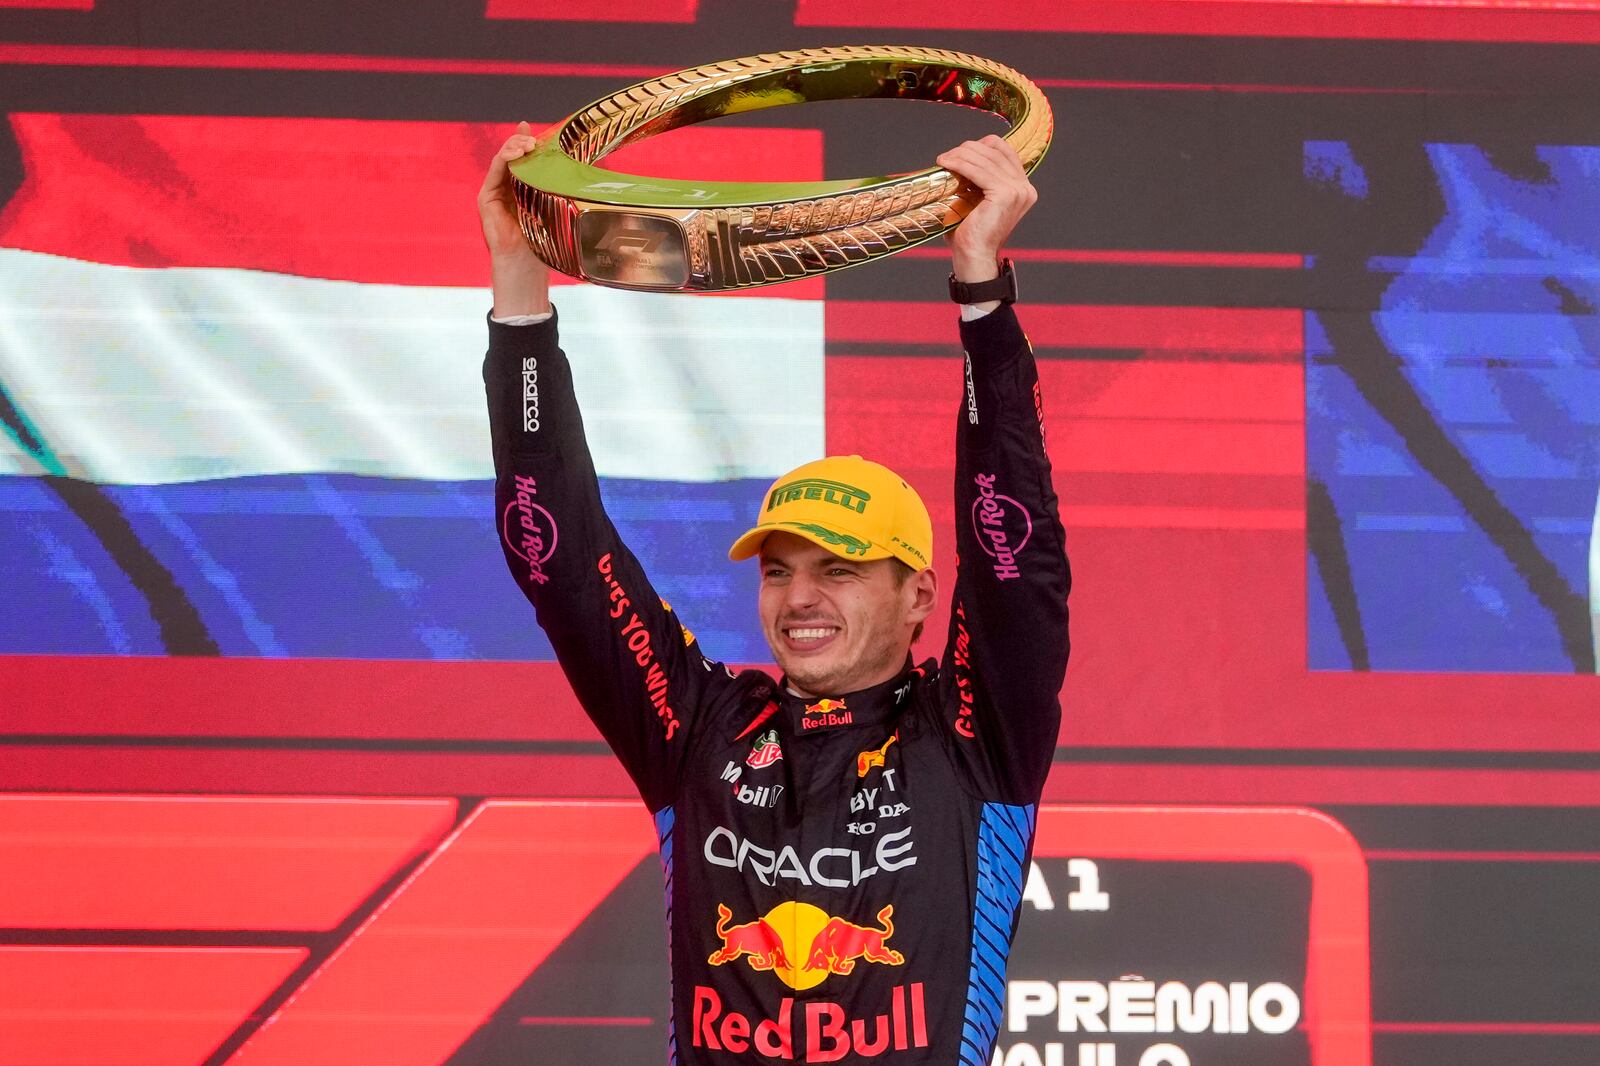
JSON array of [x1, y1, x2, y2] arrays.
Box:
[[481, 123, 1069, 1064]]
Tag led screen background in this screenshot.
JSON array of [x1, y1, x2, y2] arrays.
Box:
[[1, 2, 1599, 1065]]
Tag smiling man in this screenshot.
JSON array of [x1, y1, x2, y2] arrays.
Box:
[[482, 125, 1070, 1065], [733, 455, 939, 703]]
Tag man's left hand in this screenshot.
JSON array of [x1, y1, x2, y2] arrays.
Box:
[[937, 134, 1039, 282]]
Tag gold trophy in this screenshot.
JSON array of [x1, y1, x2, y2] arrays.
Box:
[[509, 46, 1052, 292]]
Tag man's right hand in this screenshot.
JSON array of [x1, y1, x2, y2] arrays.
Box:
[[479, 121, 551, 318]]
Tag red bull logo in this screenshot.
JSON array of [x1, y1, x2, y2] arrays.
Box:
[[692, 982, 929, 1062], [855, 733, 897, 778], [707, 903, 790, 971], [706, 902, 904, 991], [804, 905, 904, 974], [803, 698, 852, 731]]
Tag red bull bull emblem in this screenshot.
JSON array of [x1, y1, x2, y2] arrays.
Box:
[[855, 733, 897, 778], [802, 698, 852, 731], [747, 729, 783, 769], [707, 903, 790, 971], [707, 901, 903, 990], [702, 903, 925, 1058], [805, 905, 904, 974]]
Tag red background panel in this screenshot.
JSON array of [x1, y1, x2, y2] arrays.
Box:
[[10, 747, 1600, 807], [483, 0, 696, 21], [1040, 764, 1600, 807], [0, 114, 821, 295], [827, 300, 1304, 354], [0, 743, 632, 796], [227, 802, 655, 1066], [0, 794, 456, 929], [0, 656, 597, 740], [1054, 525, 1600, 751], [0, 947, 305, 1066], [795, 0, 1600, 43], [4, 643, 1596, 759], [0, 43, 669, 79], [895, 246, 1308, 269]]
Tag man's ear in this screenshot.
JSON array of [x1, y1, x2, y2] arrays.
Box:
[[906, 567, 938, 624]]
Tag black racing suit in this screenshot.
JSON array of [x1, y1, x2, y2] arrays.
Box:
[[485, 302, 1070, 1066]]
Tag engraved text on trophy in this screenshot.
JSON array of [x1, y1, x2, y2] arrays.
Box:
[[578, 213, 690, 290]]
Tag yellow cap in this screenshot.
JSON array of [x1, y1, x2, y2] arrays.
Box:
[[728, 455, 932, 570]]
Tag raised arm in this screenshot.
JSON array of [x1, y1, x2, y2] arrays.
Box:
[[935, 136, 1071, 803], [479, 125, 733, 809], [479, 123, 553, 320]]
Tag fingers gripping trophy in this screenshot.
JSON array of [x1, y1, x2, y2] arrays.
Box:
[[479, 47, 1071, 1066]]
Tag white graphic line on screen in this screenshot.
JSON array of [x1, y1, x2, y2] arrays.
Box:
[[0, 248, 823, 484]]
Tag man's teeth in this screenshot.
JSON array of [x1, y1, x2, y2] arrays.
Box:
[[787, 627, 837, 640]]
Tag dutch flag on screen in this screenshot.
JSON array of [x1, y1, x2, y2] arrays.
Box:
[[0, 113, 823, 661]]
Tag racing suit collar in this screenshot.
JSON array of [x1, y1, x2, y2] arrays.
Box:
[[779, 660, 918, 736]]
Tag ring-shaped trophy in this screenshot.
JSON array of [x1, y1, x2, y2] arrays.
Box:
[[509, 45, 1053, 292]]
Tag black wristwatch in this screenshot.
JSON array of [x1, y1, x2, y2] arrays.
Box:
[[948, 258, 1018, 305]]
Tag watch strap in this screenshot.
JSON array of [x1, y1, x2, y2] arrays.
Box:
[[948, 258, 1017, 305]]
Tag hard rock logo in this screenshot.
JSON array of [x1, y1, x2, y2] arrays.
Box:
[[707, 902, 904, 991]]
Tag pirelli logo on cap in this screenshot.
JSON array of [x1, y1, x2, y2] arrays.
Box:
[[767, 478, 870, 515]]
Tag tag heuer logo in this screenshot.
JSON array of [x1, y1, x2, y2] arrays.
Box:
[[746, 729, 783, 769]]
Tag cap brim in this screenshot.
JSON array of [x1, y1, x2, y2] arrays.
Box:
[[727, 521, 895, 564]]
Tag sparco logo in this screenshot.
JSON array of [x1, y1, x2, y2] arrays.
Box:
[[501, 475, 557, 586], [964, 352, 979, 425], [521, 356, 539, 432], [971, 472, 1032, 581]]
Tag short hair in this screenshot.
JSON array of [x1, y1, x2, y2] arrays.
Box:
[[889, 558, 926, 645]]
